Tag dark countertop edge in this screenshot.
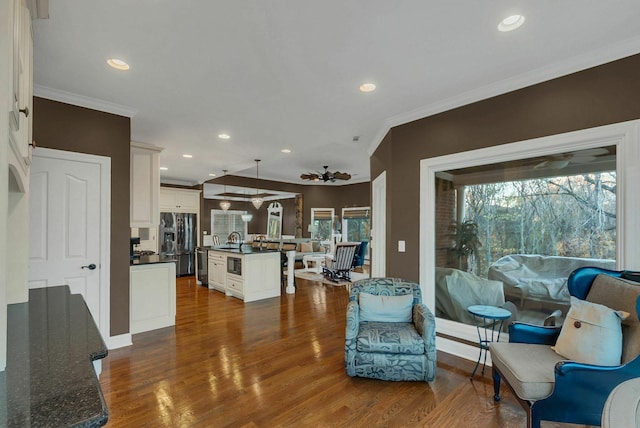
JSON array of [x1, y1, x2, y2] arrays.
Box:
[[130, 255, 177, 266], [204, 247, 280, 255], [3, 285, 110, 428]]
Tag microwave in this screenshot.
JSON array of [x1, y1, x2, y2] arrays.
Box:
[[227, 257, 242, 276]]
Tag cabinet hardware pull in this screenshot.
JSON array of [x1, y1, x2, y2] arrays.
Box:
[[19, 107, 29, 117]]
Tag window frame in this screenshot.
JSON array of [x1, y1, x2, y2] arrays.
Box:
[[419, 120, 640, 359]]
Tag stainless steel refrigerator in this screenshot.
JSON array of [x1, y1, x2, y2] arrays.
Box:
[[160, 212, 197, 276]]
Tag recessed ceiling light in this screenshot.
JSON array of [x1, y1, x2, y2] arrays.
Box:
[[359, 83, 376, 93], [183, 154, 193, 158], [107, 58, 130, 71], [208, 173, 216, 177], [218, 133, 231, 140], [498, 14, 525, 32], [160, 167, 168, 171], [281, 149, 291, 153]]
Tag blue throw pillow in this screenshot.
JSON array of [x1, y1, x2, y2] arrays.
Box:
[[359, 292, 413, 322]]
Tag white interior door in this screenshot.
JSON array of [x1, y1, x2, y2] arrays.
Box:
[[371, 171, 387, 277], [29, 148, 110, 338]]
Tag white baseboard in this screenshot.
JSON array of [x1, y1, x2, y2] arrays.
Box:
[[106, 333, 132, 350], [437, 336, 493, 367]]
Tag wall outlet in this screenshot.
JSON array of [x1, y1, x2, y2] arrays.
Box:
[[398, 240, 406, 252]]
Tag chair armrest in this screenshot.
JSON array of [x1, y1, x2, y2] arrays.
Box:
[[508, 322, 561, 344], [530, 356, 640, 426], [345, 301, 359, 340], [413, 304, 435, 344]]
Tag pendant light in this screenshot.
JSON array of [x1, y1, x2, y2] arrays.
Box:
[[219, 169, 231, 211], [251, 159, 264, 210]]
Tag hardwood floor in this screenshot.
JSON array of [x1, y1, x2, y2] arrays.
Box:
[[99, 275, 593, 427]]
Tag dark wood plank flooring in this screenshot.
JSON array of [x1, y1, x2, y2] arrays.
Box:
[[99, 274, 593, 427]]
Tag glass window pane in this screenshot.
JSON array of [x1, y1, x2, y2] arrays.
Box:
[[434, 146, 616, 328]]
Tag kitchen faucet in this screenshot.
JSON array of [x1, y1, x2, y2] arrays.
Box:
[[227, 231, 243, 246]]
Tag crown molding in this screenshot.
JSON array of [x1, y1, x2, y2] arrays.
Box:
[[367, 35, 640, 156], [34, 85, 138, 118]]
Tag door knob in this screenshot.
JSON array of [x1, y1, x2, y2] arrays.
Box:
[[81, 264, 97, 270], [19, 107, 29, 117]]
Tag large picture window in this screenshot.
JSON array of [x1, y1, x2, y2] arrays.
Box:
[[419, 120, 640, 359]]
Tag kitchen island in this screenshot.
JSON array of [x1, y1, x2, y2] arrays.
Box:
[[207, 246, 281, 302], [130, 255, 177, 334]]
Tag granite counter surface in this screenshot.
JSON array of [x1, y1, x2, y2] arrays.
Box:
[[0, 286, 108, 427], [204, 246, 279, 255]]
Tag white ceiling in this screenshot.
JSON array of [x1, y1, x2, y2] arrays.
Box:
[[31, 1, 640, 186]]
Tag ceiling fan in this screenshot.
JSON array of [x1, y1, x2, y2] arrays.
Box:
[[300, 166, 351, 182], [533, 148, 614, 170]]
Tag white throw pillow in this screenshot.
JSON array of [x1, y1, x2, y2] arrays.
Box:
[[359, 292, 413, 323], [553, 296, 629, 366]]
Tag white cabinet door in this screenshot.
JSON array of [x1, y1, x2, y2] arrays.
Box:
[[130, 262, 176, 334], [8, 0, 33, 192], [208, 252, 226, 292], [160, 187, 201, 213], [130, 142, 161, 227]]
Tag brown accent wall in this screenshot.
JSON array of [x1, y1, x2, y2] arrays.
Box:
[[33, 97, 131, 336], [371, 54, 640, 282]]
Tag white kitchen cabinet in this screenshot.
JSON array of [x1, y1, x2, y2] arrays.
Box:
[[208, 251, 226, 292], [130, 142, 162, 227], [8, 0, 34, 193], [160, 187, 201, 213], [130, 262, 176, 334], [215, 251, 280, 302], [225, 274, 244, 298]]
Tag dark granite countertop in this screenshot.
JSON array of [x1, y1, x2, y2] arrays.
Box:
[[130, 254, 177, 265], [0, 286, 108, 427], [205, 246, 279, 255]]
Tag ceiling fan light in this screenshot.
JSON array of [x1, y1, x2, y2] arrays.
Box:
[[219, 200, 231, 211], [251, 196, 264, 210]]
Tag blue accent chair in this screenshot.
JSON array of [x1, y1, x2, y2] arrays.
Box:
[[345, 277, 436, 382], [490, 267, 640, 428], [351, 241, 368, 269]]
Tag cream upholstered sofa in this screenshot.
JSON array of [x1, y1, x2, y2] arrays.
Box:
[[601, 378, 640, 428]]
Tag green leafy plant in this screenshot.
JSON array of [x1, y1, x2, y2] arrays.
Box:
[[448, 220, 482, 270]]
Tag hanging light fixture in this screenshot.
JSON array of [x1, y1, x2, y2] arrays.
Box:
[[241, 212, 253, 222], [251, 159, 264, 210], [219, 169, 231, 211]]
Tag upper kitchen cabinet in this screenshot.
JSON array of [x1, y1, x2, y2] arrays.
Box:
[[8, 0, 34, 193], [130, 141, 162, 227], [160, 187, 201, 214]]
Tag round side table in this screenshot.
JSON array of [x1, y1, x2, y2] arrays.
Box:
[[467, 304, 512, 380]]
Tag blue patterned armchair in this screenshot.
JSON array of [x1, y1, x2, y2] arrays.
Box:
[[345, 277, 436, 381]]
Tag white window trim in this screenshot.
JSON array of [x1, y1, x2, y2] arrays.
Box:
[[210, 209, 248, 239], [419, 119, 640, 362]]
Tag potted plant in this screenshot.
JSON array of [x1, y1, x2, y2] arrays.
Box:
[[448, 220, 481, 271]]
